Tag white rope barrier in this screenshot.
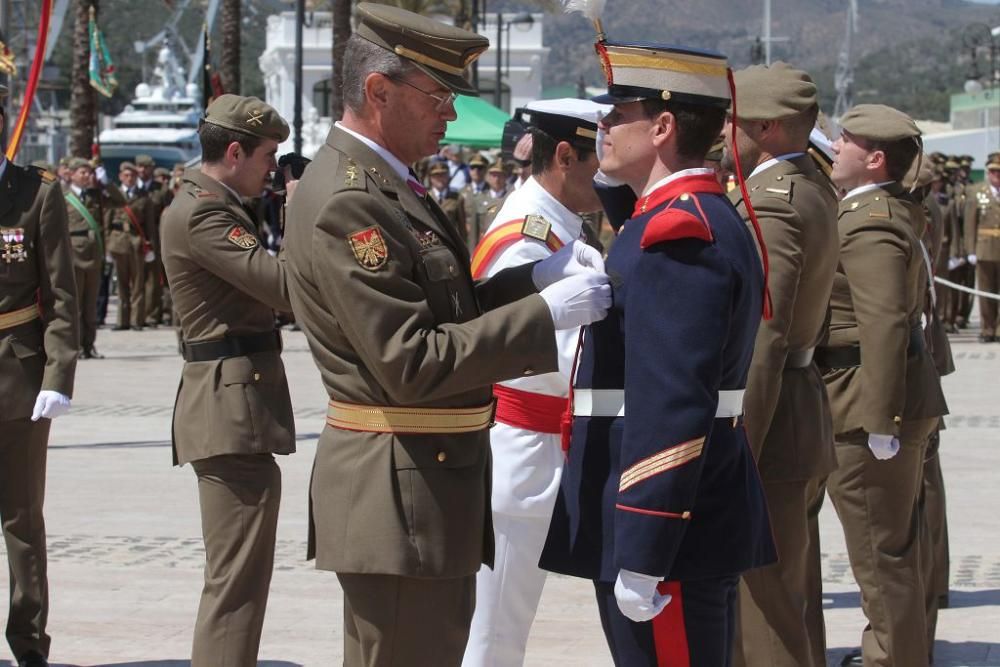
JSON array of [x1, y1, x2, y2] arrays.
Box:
[[934, 276, 1000, 301]]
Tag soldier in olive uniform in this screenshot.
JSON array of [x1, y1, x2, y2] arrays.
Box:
[[135, 154, 169, 327], [283, 5, 610, 664], [963, 154, 1000, 341], [461, 152, 491, 245], [0, 84, 80, 667], [817, 105, 948, 667], [63, 158, 126, 358], [160, 95, 295, 667], [104, 161, 154, 330], [427, 161, 469, 243], [723, 63, 839, 667]]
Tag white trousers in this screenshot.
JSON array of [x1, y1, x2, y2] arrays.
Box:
[[462, 512, 553, 667]]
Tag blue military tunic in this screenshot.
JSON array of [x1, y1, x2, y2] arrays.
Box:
[[541, 170, 777, 583]]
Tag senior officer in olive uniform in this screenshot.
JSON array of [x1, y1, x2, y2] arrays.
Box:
[[963, 153, 1000, 341], [722, 63, 839, 667], [817, 105, 948, 667], [104, 161, 154, 330], [540, 39, 775, 667], [283, 6, 611, 665], [0, 84, 79, 667], [63, 157, 125, 358], [161, 95, 295, 667]]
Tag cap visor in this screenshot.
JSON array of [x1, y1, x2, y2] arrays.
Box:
[[591, 92, 646, 104], [413, 62, 479, 97]]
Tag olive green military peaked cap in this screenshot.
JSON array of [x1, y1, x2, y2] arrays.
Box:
[[135, 154, 156, 167], [119, 161, 138, 173], [732, 62, 817, 121], [67, 157, 92, 170], [355, 2, 489, 96], [987, 152, 1000, 170], [839, 104, 920, 142], [202, 94, 290, 143]]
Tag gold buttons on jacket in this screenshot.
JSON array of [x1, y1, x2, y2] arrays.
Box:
[[448, 264, 457, 276], [523, 367, 535, 376], [437, 451, 447, 462], [253, 371, 262, 382], [893, 415, 902, 425]]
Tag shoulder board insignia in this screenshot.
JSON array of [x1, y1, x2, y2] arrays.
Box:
[[195, 187, 218, 199], [521, 214, 551, 242], [38, 170, 56, 184], [868, 196, 891, 219], [765, 187, 790, 196], [348, 225, 389, 270], [226, 225, 259, 249], [486, 204, 499, 215], [640, 207, 713, 249], [343, 159, 364, 190]]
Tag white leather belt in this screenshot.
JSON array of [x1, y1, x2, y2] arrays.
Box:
[[572, 389, 745, 419]]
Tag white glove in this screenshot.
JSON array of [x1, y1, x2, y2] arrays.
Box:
[[95, 165, 109, 185], [867, 433, 900, 461], [539, 272, 612, 330], [104, 254, 113, 264], [31, 390, 71, 421], [614, 569, 672, 622], [947, 256, 963, 271], [594, 123, 626, 187], [533, 239, 606, 290], [968, 254, 978, 266], [144, 249, 156, 263]]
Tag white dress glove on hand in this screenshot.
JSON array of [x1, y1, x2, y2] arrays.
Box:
[[968, 254, 978, 266], [532, 239, 606, 290], [614, 569, 672, 622], [539, 272, 612, 330], [31, 390, 71, 421], [947, 256, 963, 271], [867, 433, 900, 460]]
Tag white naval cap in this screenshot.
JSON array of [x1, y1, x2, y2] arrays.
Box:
[[521, 98, 612, 150]]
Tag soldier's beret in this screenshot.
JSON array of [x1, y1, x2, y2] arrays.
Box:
[[428, 161, 449, 175], [903, 152, 935, 190], [119, 161, 138, 173], [468, 153, 488, 167], [355, 2, 488, 97], [839, 104, 920, 142], [987, 153, 1000, 170], [203, 94, 290, 143], [732, 62, 817, 121], [487, 159, 505, 174], [135, 154, 156, 167], [67, 157, 92, 171]]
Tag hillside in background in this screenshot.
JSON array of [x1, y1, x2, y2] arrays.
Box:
[[34, 0, 1000, 121]]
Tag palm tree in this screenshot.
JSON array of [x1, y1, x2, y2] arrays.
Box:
[[69, 0, 97, 158], [220, 0, 240, 94], [330, 0, 353, 121]]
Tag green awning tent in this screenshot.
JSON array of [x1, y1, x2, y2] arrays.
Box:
[[442, 95, 510, 148]]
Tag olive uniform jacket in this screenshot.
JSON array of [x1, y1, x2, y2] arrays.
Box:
[[65, 182, 126, 271], [729, 155, 839, 481], [161, 169, 295, 466], [0, 163, 79, 419], [963, 181, 1000, 262], [284, 126, 558, 579], [822, 183, 947, 437], [104, 187, 155, 255]]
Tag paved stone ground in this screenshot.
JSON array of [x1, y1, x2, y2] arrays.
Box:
[[1, 302, 999, 666]]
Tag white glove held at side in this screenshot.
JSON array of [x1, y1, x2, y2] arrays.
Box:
[[968, 254, 978, 266], [539, 272, 612, 330], [32, 390, 71, 421], [867, 433, 900, 460], [532, 239, 606, 290], [614, 569, 672, 622], [947, 256, 962, 271]]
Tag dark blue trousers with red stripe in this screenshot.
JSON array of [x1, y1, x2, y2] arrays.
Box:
[[593, 575, 739, 667]]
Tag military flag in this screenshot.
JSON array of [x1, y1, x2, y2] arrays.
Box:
[[88, 6, 117, 98]]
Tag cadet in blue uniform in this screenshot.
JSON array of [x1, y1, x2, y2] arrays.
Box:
[[540, 39, 777, 667]]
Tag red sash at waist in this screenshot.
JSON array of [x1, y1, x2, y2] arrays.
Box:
[[493, 384, 568, 435]]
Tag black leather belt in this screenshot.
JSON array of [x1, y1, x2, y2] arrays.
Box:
[[816, 325, 925, 370], [785, 348, 815, 369], [69, 230, 90, 237], [181, 331, 281, 362]]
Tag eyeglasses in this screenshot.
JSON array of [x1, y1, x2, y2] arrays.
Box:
[[388, 76, 457, 112]]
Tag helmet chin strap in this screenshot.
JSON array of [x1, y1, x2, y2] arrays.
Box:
[[727, 67, 773, 321]]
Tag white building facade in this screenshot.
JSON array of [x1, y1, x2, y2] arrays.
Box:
[[258, 11, 548, 157]]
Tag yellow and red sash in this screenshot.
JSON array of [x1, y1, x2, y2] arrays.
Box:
[[470, 216, 565, 280]]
